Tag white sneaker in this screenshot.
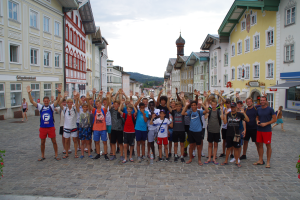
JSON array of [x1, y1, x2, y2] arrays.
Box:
[[230, 158, 236, 163], [238, 159, 240, 163], [192, 151, 196, 157]]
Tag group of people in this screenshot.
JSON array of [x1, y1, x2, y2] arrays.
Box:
[[28, 84, 284, 168]]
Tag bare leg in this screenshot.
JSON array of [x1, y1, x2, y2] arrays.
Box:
[[158, 144, 162, 158], [222, 139, 226, 154], [234, 147, 240, 166], [180, 142, 184, 156], [256, 142, 264, 164], [150, 142, 155, 158], [272, 124, 277, 129], [62, 135, 66, 152], [124, 144, 128, 160], [164, 145, 168, 158], [80, 140, 85, 156], [95, 141, 100, 154], [147, 142, 151, 156], [120, 143, 124, 157], [41, 139, 46, 158], [50, 138, 58, 158], [65, 138, 70, 157], [130, 145, 134, 159], [103, 141, 108, 155], [281, 124, 285, 131], [111, 143, 116, 155], [22, 112, 25, 121], [136, 141, 141, 157], [87, 140, 91, 156], [266, 143, 272, 167], [25, 112, 28, 120], [196, 144, 202, 165], [213, 142, 218, 163], [73, 137, 78, 157], [141, 140, 145, 157], [243, 140, 248, 156], [223, 147, 232, 164], [186, 143, 194, 164], [207, 143, 212, 162], [168, 142, 172, 156], [174, 142, 178, 156]]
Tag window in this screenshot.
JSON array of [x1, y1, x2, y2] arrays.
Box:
[[44, 51, 50, 66], [251, 14, 257, 25], [245, 66, 250, 79], [267, 63, 274, 78], [73, 57, 75, 68], [267, 93, 274, 108], [65, 53, 68, 66], [211, 76, 214, 86], [30, 49, 38, 65], [8, 1, 18, 21], [30, 10, 38, 28], [241, 21, 246, 31], [77, 36, 79, 48], [31, 84, 40, 102], [267, 30, 273, 46], [73, 32, 76, 45], [0, 84, 5, 108], [245, 39, 250, 52], [55, 22, 60, 36], [10, 83, 22, 107], [65, 27, 68, 40], [254, 65, 260, 78], [43, 16, 50, 33], [55, 54, 60, 68], [231, 68, 235, 80], [214, 56, 217, 67], [285, 44, 294, 62], [10, 44, 19, 63], [71, 70, 73, 78], [286, 7, 296, 25], [238, 42, 242, 54], [44, 83, 51, 97], [232, 45, 235, 56], [224, 54, 228, 66], [69, 55, 72, 67], [254, 35, 260, 49], [238, 68, 242, 79], [200, 82, 204, 91], [70, 29, 72, 42], [214, 75, 217, 86], [224, 75, 228, 86]]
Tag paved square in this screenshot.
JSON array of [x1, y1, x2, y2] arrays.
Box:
[[0, 114, 300, 200]]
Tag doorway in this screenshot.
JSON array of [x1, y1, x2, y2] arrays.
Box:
[[251, 90, 261, 106]]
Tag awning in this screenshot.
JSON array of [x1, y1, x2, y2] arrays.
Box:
[[239, 92, 247, 97], [268, 82, 300, 89], [223, 91, 233, 96], [227, 93, 235, 97]]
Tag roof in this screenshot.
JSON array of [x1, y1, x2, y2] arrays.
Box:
[[176, 33, 185, 45], [166, 58, 176, 73], [218, 0, 280, 42], [174, 56, 189, 69], [57, 0, 78, 10], [269, 82, 300, 89], [186, 52, 210, 66], [92, 26, 102, 44], [179, 56, 189, 62], [200, 34, 220, 50], [78, 0, 96, 34]]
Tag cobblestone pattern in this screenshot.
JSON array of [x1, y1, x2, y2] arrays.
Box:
[[0, 115, 300, 199]]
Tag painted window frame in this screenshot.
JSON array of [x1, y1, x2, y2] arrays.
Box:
[[284, 44, 294, 63], [213, 75, 217, 86], [231, 43, 235, 57], [237, 66, 243, 80], [9, 41, 21, 64], [44, 83, 52, 98], [224, 74, 228, 86], [253, 63, 260, 79], [245, 37, 250, 53], [8, 0, 20, 22], [231, 67, 235, 80], [0, 83, 5, 108], [253, 32, 260, 51], [265, 27, 274, 47], [30, 47, 39, 66], [224, 53, 228, 66], [43, 15, 51, 33], [241, 18, 246, 31], [43, 50, 51, 67], [237, 40, 242, 55], [265, 60, 274, 79], [10, 83, 22, 107], [54, 21, 60, 37], [285, 6, 296, 26], [251, 11, 257, 26], [54, 53, 61, 68], [29, 9, 39, 29]]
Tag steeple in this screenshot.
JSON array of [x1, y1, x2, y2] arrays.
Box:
[[176, 32, 185, 56]]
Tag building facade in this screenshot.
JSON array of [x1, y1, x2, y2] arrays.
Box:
[[0, 0, 77, 119], [107, 65, 122, 93], [122, 71, 130, 95], [218, 0, 280, 107]]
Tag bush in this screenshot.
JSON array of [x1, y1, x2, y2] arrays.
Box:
[[0, 150, 5, 179]]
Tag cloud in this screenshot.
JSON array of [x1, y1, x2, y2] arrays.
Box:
[[89, 0, 235, 77]]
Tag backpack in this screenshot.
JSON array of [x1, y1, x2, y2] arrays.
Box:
[[124, 113, 136, 126], [208, 109, 221, 126]]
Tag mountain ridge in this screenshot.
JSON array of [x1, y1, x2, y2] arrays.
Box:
[[126, 72, 164, 88]]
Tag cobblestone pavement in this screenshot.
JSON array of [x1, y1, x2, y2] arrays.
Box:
[[0, 114, 300, 200]]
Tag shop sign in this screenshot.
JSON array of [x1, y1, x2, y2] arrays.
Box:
[[248, 81, 259, 87], [226, 81, 232, 88], [37, 99, 40, 103], [16, 76, 36, 81], [270, 88, 277, 91]]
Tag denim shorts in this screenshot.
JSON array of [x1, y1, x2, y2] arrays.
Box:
[[93, 130, 107, 142]]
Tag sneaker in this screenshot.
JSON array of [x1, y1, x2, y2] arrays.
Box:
[[77, 148, 81, 151], [219, 153, 225, 157], [192, 151, 196, 157], [104, 154, 109, 161], [201, 153, 205, 157], [166, 157, 169, 162], [120, 156, 124, 161], [110, 155, 116, 161], [137, 157, 142, 163], [92, 154, 100, 160], [141, 155, 146, 161], [168, 153, 172, 158], [230, 154, 234, 158], [174, 156, 178, 162], [240, 155, 247, 160], [116, 147, 120, 154], [180, 157, 185, 163], [230, 158, 236, 163], [159, 157, 163, 162]]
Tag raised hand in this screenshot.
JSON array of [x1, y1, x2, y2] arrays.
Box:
[[180, 91, 184, 98], [262, 91, 267, 97], [51, 96, 55, 102], [106, 92, 110, 98], [64, 91, 68, 98], [236, 92, 240, 98], [203, 91, 207, 97], [198, 99, 203, 106], [159, 89, 163, 94], [225, 108, 230, 115], [214, 90, 219, 96], [56, 84, 62, 92], [73, 91, 77, 98], [92, 88, 96, 94], [185, 101, 190, 107], [175, 87, 178, 93], [220, 90, 224, 95], [207, 90, 211, 96], [150, 92, 154, 99], [110, 88, 114, 93], [141, 93, 145, 98], [194, 89, 197, 95], [86, 92, 90, 98], [167, 91, 172, 98], [135, 92, 139, 97], [130, 99, 134, 105], [151, 113, 156, 119], [26, 85, 32, 93], [99, 91, 103, 96], [130, 90, 133, 96], [240, 108, 245, 114]]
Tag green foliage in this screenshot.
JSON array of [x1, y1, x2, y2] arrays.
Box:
[[297, 155, 300, 175], [127, 72, 164, 85], [0, 150, 5, 179], [143, 80, 163, 88]]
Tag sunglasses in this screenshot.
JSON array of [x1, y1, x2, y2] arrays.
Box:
[[68, 110, 71, 116]]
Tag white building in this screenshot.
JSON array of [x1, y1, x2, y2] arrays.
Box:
[[130, 79, 141, 95], [100, 37, 108, 93], [165, 58, 178, 98], [122, 72, 130, 96], [0, 0, 77, 119], [201, 34, 233, 99], [107, 62, 122, 93], [270, 0, 299, 118]]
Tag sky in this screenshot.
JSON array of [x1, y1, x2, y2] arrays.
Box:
[[90, 0, 235, 77]]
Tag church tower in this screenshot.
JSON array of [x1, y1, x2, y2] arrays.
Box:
[[176, 32, 185, 57]]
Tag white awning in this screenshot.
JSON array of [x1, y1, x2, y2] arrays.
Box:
[[239, 92, 247, 97], [223, 91, 233, 96], [268, 82, 300, 89], [227, 93, 235, 97]]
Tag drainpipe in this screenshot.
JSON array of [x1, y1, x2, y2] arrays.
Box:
[[99, 48, 102, 92], [63, 14, 66, 90]]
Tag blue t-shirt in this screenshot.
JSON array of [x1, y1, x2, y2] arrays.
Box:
[[257, 106, 275, 132], [187, 110, 203, 132], [245, 107, 258, 129], [135, 110, 149, 131]]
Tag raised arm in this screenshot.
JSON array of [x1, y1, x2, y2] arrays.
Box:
[[166, 92, 173, 113], [26, 86, 38, 107], [133, 104, 137, 116], [214, 90, 226, 105], [122, 90, 129, 101], [75, 92, 80, 112], [175, 88, 181, 102], [149, 113, 156, 125], [240, 109, 249, 122], [203, 91, 210, 107], [118, 100, 124, 115], [150, 92, 156, 106], [181, 102, 189, 116], [223, 108, 229, 124], [194, 89, 198, 102], [134, 93, 143, 108], [156, 89, 163, 107]]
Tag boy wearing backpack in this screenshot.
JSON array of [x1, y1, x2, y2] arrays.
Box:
[[118, 101, 137, 163], [205, 99, 223, 165], [182, 100, 209, 165]]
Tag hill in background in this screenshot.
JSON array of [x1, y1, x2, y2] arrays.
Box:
[[127, 72, 164, 88]]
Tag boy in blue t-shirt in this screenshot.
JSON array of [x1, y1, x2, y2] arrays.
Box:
[[182, 100, 209, 165]]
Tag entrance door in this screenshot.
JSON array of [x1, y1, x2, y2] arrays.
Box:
[[251, 91, 260, 106]]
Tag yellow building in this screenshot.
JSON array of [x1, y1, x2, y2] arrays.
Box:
[[218, 0, 280, 108]]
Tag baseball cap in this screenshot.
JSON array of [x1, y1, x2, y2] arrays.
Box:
[[230, 102, 237, 107], [160, 109, 166, 113], [237, 100, 243, 104]]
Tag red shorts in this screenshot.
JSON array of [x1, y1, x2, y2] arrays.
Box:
[[39, 127, 56, 139], [256, 131, 272, 144], [157, 137, 168, 145]]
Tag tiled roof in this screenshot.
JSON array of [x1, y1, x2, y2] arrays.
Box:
[[179, 56, 189, 62], [194, 52, 210, 58], [169, 58, 176, 65]]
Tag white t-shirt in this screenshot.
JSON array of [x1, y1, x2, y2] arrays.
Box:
[[102, 105, 111, 125], [153, 118, 171, 138], [197, 108, 207, 129], [63, 106, 77, 129], [222, 107, 231, 129], [147, 108, 160, 131]]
